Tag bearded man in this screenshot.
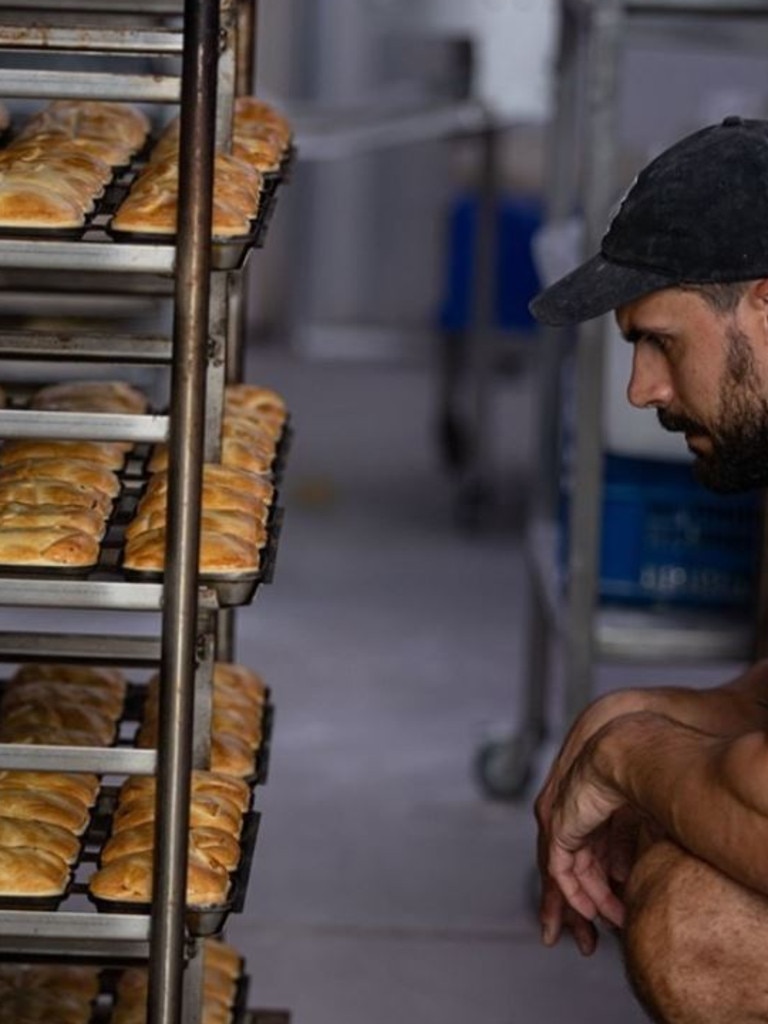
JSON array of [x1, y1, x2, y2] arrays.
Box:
[[530, 116, 768, 1023]]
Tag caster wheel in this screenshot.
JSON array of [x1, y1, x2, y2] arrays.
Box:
[[473, 737, 533, 802]]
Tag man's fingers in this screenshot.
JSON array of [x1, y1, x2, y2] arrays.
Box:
[[539, 880, 565, 946], [573, 848, 626, 928], [571, 914, 598, 957]]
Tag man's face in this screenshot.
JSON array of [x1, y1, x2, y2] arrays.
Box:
[[616, 286, 768, 493]]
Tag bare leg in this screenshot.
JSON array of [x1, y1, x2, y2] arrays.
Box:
[[622, 840, 768, 1023]]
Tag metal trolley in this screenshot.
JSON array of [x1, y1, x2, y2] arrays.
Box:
[[0, 2, 291, 1022], [476, 0, 768, 800]]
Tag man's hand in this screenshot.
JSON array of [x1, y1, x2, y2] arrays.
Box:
[[534, 690, 649, 953], [548, 735, 630, 928]]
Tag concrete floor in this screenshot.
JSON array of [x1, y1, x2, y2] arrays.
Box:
[[225, 345, 653, 1023]]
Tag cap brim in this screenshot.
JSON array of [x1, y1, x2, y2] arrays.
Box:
[[529, 253, 677, 326]]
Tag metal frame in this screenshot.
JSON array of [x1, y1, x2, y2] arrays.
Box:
[[0, 1, 265, 1022], [477, 0, 768, 799]]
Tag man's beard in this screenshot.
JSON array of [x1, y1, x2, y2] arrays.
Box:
[[657, 323, 768, 493]]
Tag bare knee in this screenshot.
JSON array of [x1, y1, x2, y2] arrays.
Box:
[[623, 840, 768, 1023]]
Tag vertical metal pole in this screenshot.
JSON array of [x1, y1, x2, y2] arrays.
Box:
[[460, 116, 498, 507], [564, 0, 624, 724], [520, 1, 583, 757], [147, 0, 218, 1021], [236, 0, 257, 96]]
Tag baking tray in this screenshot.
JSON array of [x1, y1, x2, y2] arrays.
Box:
[[87, 811, 261, 938], [122, 504, 284, 607], [253, 702, 274, 786]]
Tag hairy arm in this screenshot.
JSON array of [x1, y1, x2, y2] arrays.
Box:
[[549, 712, 768, 926], [535, 659, 768, 951]]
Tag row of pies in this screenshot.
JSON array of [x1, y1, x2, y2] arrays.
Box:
[[0, 379, 148, 568], [0, 378, 287, 574], [110, 940, 243, 1024], [0, 96, 291, 233], [112, 96, 292, 238], [0, 664, 126, 898], [135, 661, 269, 779], [0, 659, 267, 900], [0, 100, 150, 231], [0, 938, 242, 1024], [123, 383, 287, 576], [89, 768, 252, 907], [0, 658, 267, 774]]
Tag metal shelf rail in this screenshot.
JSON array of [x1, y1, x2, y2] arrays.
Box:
[[476, 0, 768, 800], [0, 4, 262, 1024]]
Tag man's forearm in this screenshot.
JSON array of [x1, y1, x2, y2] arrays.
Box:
[[599, 712, 768, 897], [637, 659, 768, 737]]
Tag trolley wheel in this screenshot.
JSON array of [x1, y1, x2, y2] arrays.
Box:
[[473, 735, 535, 802]]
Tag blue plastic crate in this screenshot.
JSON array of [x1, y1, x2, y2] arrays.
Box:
[[560, 454, 762, 608], [436, 193, 543, 334]]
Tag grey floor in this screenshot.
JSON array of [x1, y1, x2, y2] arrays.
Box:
[[225, 344, 654, 1023]]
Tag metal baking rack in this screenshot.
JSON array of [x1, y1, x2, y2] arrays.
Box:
[[0, 0, 295, 1018]]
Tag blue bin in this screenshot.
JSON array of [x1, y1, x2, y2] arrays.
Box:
[[561, 454, 762, 608], [437, 193, 543, 334]]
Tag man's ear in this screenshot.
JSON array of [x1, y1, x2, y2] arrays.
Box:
[[750, 278, 768, 309]]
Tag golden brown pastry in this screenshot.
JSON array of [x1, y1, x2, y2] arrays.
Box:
[[0, 701, 115, 745], [29, 379, 148, 415], [214, 662, 268, 705], [0, 458, 120, 498], [43, 99, 150, 152], [119, 769, 250, 813], [124, 507, 266, 548], [0, 183, 83, 229], [112, 190, 254, 238], [112, 792, 242, 837], [112, 962, 234, 1019], [11, 662, 126, 695], [88, 849, 230, 906], [225, 383, 287, 424], [210, 731, 255, 778], [0, 845, 70, 896], [148, 423, 275, 474], [145, 463, 274, 504], [203, 937, 243, 980], [0, 769, 99, 807], [0, 989, 93, 1024], [123, 527, 259, 575], [0, 165, 94, 212], [0, 503, 106, 539], [0, 526, 100, 568], [234, 96, 293, 147], [215, 436, 274, 476], [135, 483, 267, 522], [0, 438, 126, 470], [0, 786, 89, 833], [0, 815, 80, 864], [0, 723, 105, 747], [1, 680, 123, 720], [1, 136, 112, 189], [101, 821, 240, 872], [0, 479, 111, 515], [0, 963, 100, 1001]]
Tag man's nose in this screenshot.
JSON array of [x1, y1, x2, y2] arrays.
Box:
[[626, 344, 673, 409]]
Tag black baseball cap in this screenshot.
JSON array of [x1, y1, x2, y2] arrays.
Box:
[[530, 116, 768, 326]]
